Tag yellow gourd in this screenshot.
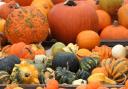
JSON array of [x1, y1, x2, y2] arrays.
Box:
[[88, 73, 116, 85]]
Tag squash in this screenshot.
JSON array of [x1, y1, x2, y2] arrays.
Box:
[[92, 67, 108, 76], [112, 44, 126, 58], [31, 0, 53, 16], [55, 67, 76, 84], [118, 4, 128, 29], [76, 69, 90, 80], [48, 0, 99, 43], [100, 21, 128, 40], [101, 58, 128, 83], [0, 55, 20, 73], [5, 6, 49, 44], [80, 57, 100, 72], [0, 71, 10, 84], [99, 0, 123, 18], [2, 42, 35, 59], [88, 73, 116, 84], [10, 61, 39, 84], [72, 79, 86, 85], [51, 42, 65, 56], [92, 45, 112, 61], [0, 1, 18, 19], [52, 52, 80, 73]]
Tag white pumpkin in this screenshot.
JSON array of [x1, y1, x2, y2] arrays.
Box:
[[72, 79, 86, 85], [112, 44, 126, 58]]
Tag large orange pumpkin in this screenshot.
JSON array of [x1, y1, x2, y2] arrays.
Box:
[[118, 4, 128, 29], [4, 0, 33, 6], [96, 10, 111, 31], [48, 0, 99, 44], [5, 6, 49, 44], [0, 1, 18, 19], [100, 21, 128, 40], [31, 0, 53, 16], [76, 30, 100, 50]]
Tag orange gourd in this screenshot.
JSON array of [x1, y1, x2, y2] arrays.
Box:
[[100, 21, 128, 40], [118, 4, 128, 29], [5, 6, 49, 44], [92, 67, 108, 76], [86, 82, 102, 89], [96, 10, 111, 31], [45, 79, 59, 89], [92, 45, 112, 61], [76, 30, 100, 50], [97, 86, 109, 89], [76, 48, 92, 60]]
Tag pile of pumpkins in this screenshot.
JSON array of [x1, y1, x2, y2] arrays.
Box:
[[0, 0, 127, 89]]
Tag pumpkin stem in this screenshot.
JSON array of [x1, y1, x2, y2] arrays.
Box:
[[64, 0, 77, 6], [96, 0, 99, 5], [15, 3, 20, 9], [113, 20, 119, 26]]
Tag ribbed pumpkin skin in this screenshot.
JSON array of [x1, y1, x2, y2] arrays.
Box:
[[48, 1, 99, 44], [99, 0, 123, 16], [118, 5, 128, 29], [100, 23, 128, 40], [5, 6, 49, 44]]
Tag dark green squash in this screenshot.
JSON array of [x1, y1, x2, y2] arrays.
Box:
[[0, 71, 10, 84], [0, 55, 20, 73], [52, 52, 80, 73], [76, 69, 90, 80], [55, 67, 76, 84], [80, 57, 99, 72]]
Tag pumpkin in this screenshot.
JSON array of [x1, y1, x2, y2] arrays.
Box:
[[92, 67, 108, 76], [0, 71, 10, 84], [96, 10, 111, 31], [76, 49, 92, 60], [52, 52, 80, 73], [52, 0, 64, 4], [86, 82, 102, 89], [76, 30, 100, 50], [5, 6, 49, 44], [2, 42, 35, 59], [45, 79, 59, 89], [97, 86, 109, 89], [100, 21, 128, 40], [101, 58, 128, 83], [31, 0, 53, 16], [55, 67, 76, 84], [0, 55, 20, 73], [0, 1, 18, 19], [4, 84, 23, 89], [118, 4, 128, 29], [112, 44, 126, 58], [124, 0, 128, 4], [48, 0, 99, 44], [4, 0, 33, 6], [72, 79, 87, 85], [10, 61, 39, 84], [99, 0, 123, 18], [92, 45, 112, 61]]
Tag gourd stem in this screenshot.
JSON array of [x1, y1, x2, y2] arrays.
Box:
[[15, 3, 20, 9], [64, 0, 77, 6], [113, 20, 119, 26]]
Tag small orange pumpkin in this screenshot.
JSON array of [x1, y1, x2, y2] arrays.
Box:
[[86, 82, 102, 89], [100, 21, 128, 40], [76, 30, 100, 50], [92, 45, 112, 61], [45, 79, 59, 89], [96, 10, 111, 31]]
